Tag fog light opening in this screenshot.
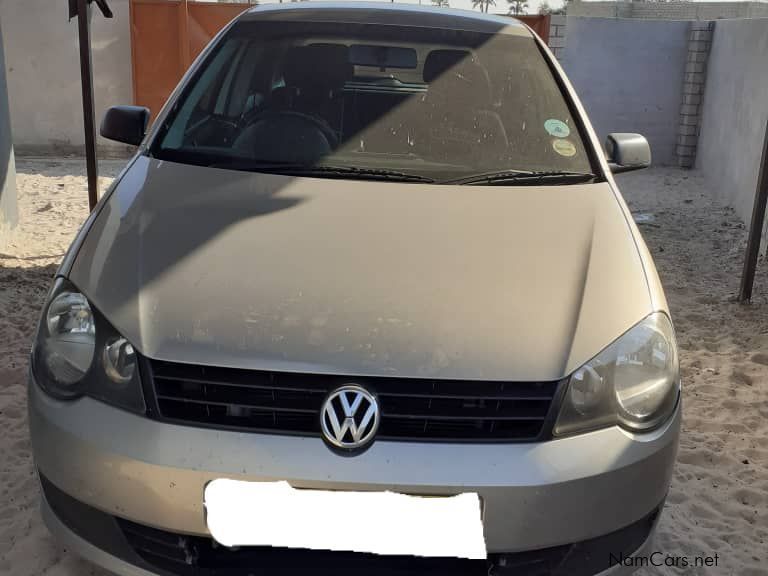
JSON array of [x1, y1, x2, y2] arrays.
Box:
[[103, 337, 137, 385]]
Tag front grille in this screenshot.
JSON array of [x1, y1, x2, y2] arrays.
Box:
[[145, 359, 560, 442]]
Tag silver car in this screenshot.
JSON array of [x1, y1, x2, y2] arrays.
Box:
[[29, 4, 680, 575]]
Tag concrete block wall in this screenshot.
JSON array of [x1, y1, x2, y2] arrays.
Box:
[[0, 0, 133, 156], [548, 15, 567, 60], [696, 17, 768, 241], [567, 1, 768, 21], [559, 13, 768, 245], [676, 22, 714, 168], [0, 17, 18, 246], [562, 17, 690, 165], [566, 2, 632, 19], [630, 4, 698, 20]]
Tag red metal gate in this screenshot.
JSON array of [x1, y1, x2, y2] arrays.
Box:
[[129, 0, 250, 118], [515, 15, 551, 44], [129, 2, 552, 118]]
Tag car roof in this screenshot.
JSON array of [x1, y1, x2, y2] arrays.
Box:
[[239, 2, 533, 37]]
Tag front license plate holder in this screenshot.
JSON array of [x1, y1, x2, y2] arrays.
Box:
[[204, 479, 487, 559]]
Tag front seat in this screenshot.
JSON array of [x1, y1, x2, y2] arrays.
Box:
[[233, 45, 352, 163], [418, 49, 509, 166], [272, 44, 352, 140]]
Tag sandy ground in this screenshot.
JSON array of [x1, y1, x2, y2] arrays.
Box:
[[0, 159, 767, 575]]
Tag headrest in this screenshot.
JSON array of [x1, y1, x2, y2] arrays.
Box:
[[423, 49, 491, 105], [423, 49, 473, 83], [283, 44, 352, 89]]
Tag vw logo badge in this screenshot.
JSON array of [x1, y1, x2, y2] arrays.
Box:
[[320, 385, 380, 451]]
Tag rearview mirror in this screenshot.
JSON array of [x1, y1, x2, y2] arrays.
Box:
[[349, 45, 418, 69], [100, 105, 150, 146], [605, 133, 651, 174]]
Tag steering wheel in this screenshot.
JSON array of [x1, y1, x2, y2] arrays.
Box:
[[235, 109, 339, 150]]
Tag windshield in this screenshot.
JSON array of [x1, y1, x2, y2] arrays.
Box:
[[151, 20, 595, 183]]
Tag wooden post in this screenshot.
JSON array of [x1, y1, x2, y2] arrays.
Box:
[[738, 118, 768, 302], [76, 0, 100, 211]]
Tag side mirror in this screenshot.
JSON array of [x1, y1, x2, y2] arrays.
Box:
[[605, 133, 651, 174], [100, 105, 150, 146]]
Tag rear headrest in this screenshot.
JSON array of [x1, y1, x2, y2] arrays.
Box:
[[283, 44, 352, 89], [423, 50, 472, 83]]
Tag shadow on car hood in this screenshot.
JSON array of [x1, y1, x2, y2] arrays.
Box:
[[70, 156, 651, 381]]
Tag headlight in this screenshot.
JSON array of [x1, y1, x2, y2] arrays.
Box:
[[33, 278, 146, 413], [554, 312, 679, 437], [36, 284, 96, 397]]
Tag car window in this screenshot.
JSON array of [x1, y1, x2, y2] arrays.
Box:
[[153, 21, 594, 183]]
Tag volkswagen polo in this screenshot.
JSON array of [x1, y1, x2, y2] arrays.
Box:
[[29, 4, 680, 575]]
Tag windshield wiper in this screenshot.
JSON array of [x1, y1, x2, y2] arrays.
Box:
[[209, 161, 435, 183], [445, 170, 598, 186]]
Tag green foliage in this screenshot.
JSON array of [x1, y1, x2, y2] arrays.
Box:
[[472, 0, 496, 13], [507, 0, 529, 15], [539, 0, 566, 15]]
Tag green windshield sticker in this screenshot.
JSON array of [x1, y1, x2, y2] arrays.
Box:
[[552, 139, 577, 157], [544, 119, 570, 138]]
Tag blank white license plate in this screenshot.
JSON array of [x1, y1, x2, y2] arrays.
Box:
[[204, 479, 486, 559]]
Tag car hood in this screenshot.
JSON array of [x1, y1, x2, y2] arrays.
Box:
[[70, 156, 652, 381]]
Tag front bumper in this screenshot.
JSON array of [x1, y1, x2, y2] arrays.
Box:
[[40, 471, 662, 576], [29, 376, 680, 573]]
